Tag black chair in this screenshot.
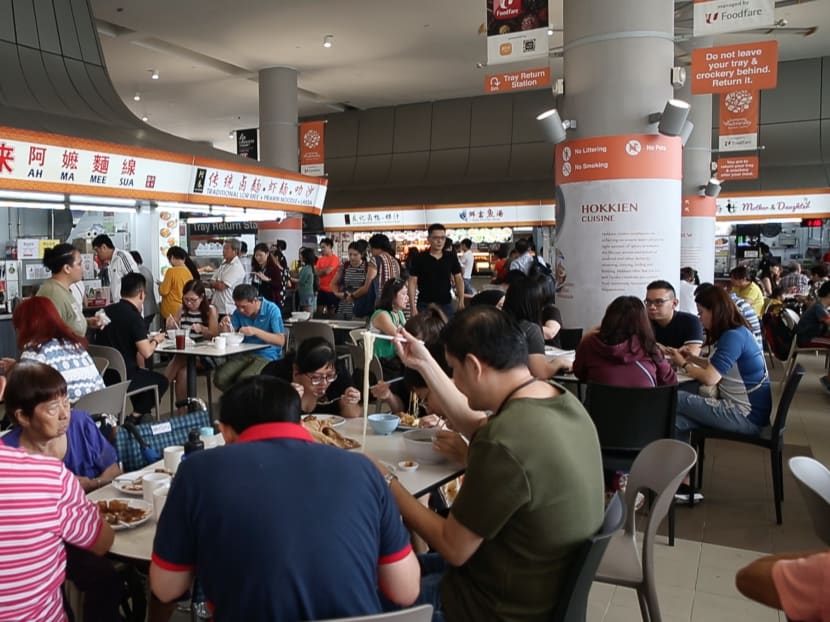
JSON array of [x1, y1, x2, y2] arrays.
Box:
[[558, 328, 583, 351], [583, 382, 679, 545], [689, 364, 804, 525], [551, 492, 626, 622]]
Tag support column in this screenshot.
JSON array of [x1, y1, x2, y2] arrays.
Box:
[[555, 0, 679, 328], [259, 67, 299, 172]]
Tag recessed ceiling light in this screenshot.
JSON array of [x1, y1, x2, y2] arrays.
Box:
[[151, 69, 159, 80], [323, 34, 333, 48], [228, 130, 235, 139], [547, 27, 554, 35], [133, 92, 141, 101], [141, 115, 148, 122]]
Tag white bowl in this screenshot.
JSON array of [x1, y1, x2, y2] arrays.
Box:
[[402, 429, 445, 465], [221, 332, 244, 346], [292, 311, 311, 321]]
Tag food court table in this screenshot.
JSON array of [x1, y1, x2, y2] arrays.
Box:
[[283, 318, 366, 331], [157, 341, 268, 399], [89, 422, 464, 562]]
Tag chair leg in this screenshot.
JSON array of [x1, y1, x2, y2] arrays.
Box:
[[771, 449, 783, 525], [778, 450, 784, 502], [668, 502, 675, 547], [169, 380, 176, 416], [205, 370, 213, 417], [636, 587, 653, 622]]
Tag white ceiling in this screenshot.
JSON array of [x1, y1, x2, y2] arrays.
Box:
[[89, 0, 829, 155]]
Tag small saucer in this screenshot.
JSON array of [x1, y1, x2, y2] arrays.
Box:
[[397, 460, 419, 472]]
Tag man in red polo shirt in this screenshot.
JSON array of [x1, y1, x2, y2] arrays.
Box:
[[150, 376, 419, 621], [315, 237, 341, 315]]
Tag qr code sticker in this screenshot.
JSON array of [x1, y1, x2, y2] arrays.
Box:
[[523, 40, 536, 52]]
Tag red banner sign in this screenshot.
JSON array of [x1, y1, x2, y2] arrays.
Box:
[[691, 40, 778, 94], [718, 156, 759, 180], [299, 121, 325, 177], [485, 68, 550, 93]]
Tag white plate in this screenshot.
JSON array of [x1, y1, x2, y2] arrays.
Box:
[[111, 474, 147, 496], [303, 414, 345, 427], [98, 498, 153, 530]]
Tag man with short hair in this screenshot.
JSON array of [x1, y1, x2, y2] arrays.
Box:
[[645, 280, 703, 356], [379, 306, 604, 621], [730, 266, 765, 317], [407, 223, 464, 318], [92, 233, 139, 303], [215, 284, 285, 391], [508, 239, 533, 275], [780, 261, 810, 295], [458, 238, 475, 296], [211, 239, 246, 318], [316, 237, 341, 314], [150, 375, 420, 621], [98, 272, 169, 419]]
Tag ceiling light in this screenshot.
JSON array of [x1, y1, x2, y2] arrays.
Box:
[[536, 108, 575, 145], [151, 69, 159, 80], [547, 27, 554, 36], [133, 92, 141, 101], [703, 178, 722, 198], [0, 190, 63, 202], [186, 217, 223, 224], [648, 99, 691, 137], [69, 194, 137, 207], [141, 115, 149, 122], [70, 205, 138, 213], [323, 34, 333, 48], [0, 201, 64, 210], [228, 130, 235, 139]]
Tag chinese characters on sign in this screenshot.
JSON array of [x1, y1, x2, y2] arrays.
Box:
[[190, 165, 326, 211], [346, 212, 403, 226]]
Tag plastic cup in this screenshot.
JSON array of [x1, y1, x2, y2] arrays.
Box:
[[174, 329, 186, 349], [153, 484, 170, 522], [142, 472, 171, 505], [163, 446, 184, 473]]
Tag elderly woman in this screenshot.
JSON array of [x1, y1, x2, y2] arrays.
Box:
[[0, 296, 104, 404], [2, 361, 123, 620], [262, 336, 361, 418]]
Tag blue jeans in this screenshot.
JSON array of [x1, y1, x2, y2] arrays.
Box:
[[381, 553, 446, 622], [463, 278, 475, 295], [675, 388, 761, 442], [417, 300, 455, 319]]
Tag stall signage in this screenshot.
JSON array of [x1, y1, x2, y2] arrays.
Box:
[[299, 121, 325, 177], [236, 129, 259, 160], [693, 0, 775, 36], [485, 0, 548, 65], [187, 221, 259, 236], [485, 68, 550, 93], [717, 156, 759, 180], [716, 192, 830, 219], [322, 208, 425, 230], [691, 41, 778, 94], [16, 238, 40, 260], [718, 89, 759, 152]]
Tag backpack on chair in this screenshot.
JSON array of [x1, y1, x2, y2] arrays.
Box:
[[762, 305, 797, 361]]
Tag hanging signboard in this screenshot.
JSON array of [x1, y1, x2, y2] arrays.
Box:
[[717, 156, 759, 180], [484, 67, 550, 93], [485, 0, 549, 66], [235, 128, 259, 160], [691, 40, 778, 94], [299, 121, 325, 177], [716, 191, 830, 220], [718, 88, 759, 152], [692, 0, 775, 37]]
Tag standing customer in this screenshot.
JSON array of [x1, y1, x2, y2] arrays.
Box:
[[131, 250, 160, 330], [92, 234, 138, 304], [315, 237, 341, 315], [366, 234, 401, 309], [458, 238, 475, 296], [407, 223, 464, 318], [678, 267, 699, 314], [293, 247, 318, 313], [250, 242, 285, 309], [150, 376, 419, 621], [158, 246, 199, 321], [211, 239, 245, 320], [38, 243, 99, 337], [332, 241, 369, 320]]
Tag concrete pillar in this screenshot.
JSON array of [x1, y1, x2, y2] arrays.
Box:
[[259, 67, 299, 172], [554, 0, 680, 328]]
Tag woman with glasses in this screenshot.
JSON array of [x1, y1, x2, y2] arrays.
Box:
[[159, 246, 200, 320], [262, 336, 361, 418], [164, 279, 219, 408], [2, 361, 123, 620]]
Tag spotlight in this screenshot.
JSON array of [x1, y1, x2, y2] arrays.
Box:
[[141, 115, 149, 122], [680, 120, 694, 147], [703, 178, 721, 198], [228, 130, 235, 139], [151, 69, 159, 80], [648, 99, 691, 137], [547, 27, 554, 36], [536, 108, 575, 145], [133, 92, 141, 101], [323, 34, 333, 48]]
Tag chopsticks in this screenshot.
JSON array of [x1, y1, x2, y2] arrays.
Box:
[[371, 333, 422, 344], [316, 377, 404, 405]]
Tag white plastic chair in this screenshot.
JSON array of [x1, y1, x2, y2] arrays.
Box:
[[314, 605, 433, 622], [789, 456, 830, 546]]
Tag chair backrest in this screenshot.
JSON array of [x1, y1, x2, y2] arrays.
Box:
[[771, 364, 804, 441], [291, 321, 336, 349], [315, 604, 433, 622], [558, 328, 583, 351], [87, 344, 128, 383], [551, 493, 626, 622], [789, 456, 830, 545], [781, 307, 800, 331], [624, 439, 696, 581], [92, 357, 109, 375], [584, 383, 678, 456], [73, 381, 131, 419], [349, 328, 365, 345]]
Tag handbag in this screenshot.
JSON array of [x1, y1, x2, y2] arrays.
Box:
[[352, 258, 378, 318], [114, 410, 212, 472]]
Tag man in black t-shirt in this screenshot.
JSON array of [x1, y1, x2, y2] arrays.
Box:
[[645, 280, 703, 355], [407, 223, 464, 318]]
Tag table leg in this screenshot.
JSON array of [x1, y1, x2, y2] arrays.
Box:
[[186, 355, 197, 399]]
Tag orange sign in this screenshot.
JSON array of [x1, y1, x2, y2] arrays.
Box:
[[718, 156, 759, 180], [299, 121, 325, 176], [719, 89, 758, 136], [682, 195, 717, 218], [485, 68, 550, 93], [555, 135, 682, 185], [691, 40, 778, 94]]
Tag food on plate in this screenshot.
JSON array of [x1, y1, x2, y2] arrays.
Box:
[[168, 238, 177, 247], [198, 265, 215, 273], [302, 415, 360, 449], [97, 499, 148, 525], [167, 219, 177, 228], [118, 476, 143, 492], [398, 412, 420, 427], [160, 228, 171, 238], [159, 211, 172, 220]]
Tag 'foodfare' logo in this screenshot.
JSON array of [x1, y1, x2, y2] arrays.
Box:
[[494, 0, 521, 20], [705, 12, 719, 24]]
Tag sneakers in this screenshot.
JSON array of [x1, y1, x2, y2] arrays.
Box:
[[674, 483, 704, 504]]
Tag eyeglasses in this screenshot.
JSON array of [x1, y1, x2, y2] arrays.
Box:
[[644, 298, 673, 307], [306, 373, 338, 386], [429, 236, 446, 242], [43, 398, 71, 416], [182, 296, 201, 304]]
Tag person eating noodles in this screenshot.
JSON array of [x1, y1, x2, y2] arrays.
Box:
[[262, 336, 361, 418]]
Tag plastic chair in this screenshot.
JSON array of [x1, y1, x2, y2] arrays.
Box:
[[314, 605, 433, 622], [780, 309, 830, 385], [583, 383, 679, 545], [595, 439, 697, 622], [291, 321, 352, 370], [689, 364, 804, 525], [789, 456, 830, 545], [73, 381, 132, 423], [557, 328, 583, 351], [92, 357, 109, 376], [87, 344, 161, 421], [551, 493, 626, 622], [350, 328, 365, 345]]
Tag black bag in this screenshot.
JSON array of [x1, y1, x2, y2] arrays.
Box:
[[762, 305, 796, 361], [352, 278, 377, 318]]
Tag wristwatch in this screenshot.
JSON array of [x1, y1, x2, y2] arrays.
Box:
[[384, 471, 398, 487]]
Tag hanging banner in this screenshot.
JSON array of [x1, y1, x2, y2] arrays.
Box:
[[716, 192, 830, 220], [691, 40, 778, 94], [692, 0, 775, 37], [484, 67, 550, 93], [681, 195, 717, 282], [485, 0, 549, 66], [718, 156, 759, 180], [299, 121, 325, 177], [554, 134, 682, 329], [235, 128, 259, 160], [718, 88, 759, 152]]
